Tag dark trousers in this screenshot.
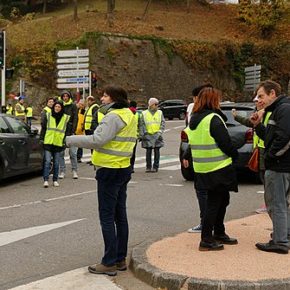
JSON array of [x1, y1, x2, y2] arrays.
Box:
[[77, 148, 83, 160], [201, 186, 230, 242], [146, 147, 160, 169], [96, 166, 131, 266], [130, 141, 137, 170], [196, 190, 208, 223]]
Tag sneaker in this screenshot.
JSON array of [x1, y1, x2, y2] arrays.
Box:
[[72, 170, 78, 179], [43, 181, 49, 188], [145, 168, 152, 173], [77, 159, 82, 163], [116, 259, 127, 271], [53, 181, 60, 187], [255, 205, 267, 214], [58, 172, 65, 179], [187, 224, 202, 233], [152, 168, 158, 173], [88, 263, 117, 276], [256, 240, 289, 254]]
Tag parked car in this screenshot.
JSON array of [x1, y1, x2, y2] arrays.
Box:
[[0, 114, 43, 181], [179, 102, 256, 181], [158, 99, 187, 120]]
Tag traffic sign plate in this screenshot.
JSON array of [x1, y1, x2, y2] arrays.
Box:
[[57, 77, 89, 83], [57, 63, 89, 69], [57, 83, 89, 89], [57, 69, 89, 77], [57, 49, 89, 58], [57, 57, 89, 64]]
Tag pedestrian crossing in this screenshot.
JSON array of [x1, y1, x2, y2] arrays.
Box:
[[68, 154, 181, 171]]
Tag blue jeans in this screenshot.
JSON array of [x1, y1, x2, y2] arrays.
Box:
[[96, 166, 131, 266], [146, 147, 160, 169], [59, 146, 78, 173], [264, 170, 290, 246], [43, 150, 60, 182]]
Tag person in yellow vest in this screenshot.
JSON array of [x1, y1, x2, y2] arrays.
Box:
[[183, 87, 238, 251], [41, 97, 55, 124], [66, 85, 137, 276], [14, 96, 26, 122], [40, 101, 70, 188], [75, 99, 86, 163], [84, 95, 103, 165], [139, 98, 165, 173], [5, 103, 13, 115], [25, 102, 33, 127]]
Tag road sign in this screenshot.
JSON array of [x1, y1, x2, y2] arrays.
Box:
[[57, 49, 89, 58], [57, 77, 89, 83], [57, 57, 89, 64], [57, 63, 89, 70], [57, 83, 89, 89], [244, 64, 261, 92], [57, 69, 89, 77]]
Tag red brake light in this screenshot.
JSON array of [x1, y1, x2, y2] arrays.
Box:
[[181, 130, 189, 142], [245, 128, 253, 144]]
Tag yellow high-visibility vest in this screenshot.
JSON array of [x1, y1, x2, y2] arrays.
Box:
[[187, 113, 232, 173], [44, 112, 70, 147], [92, 109, 137, 168], [15, 103, 25, 117], [26, 107, 33, 117], [84, 104, 100, 130], [142, 110, 162, 134]]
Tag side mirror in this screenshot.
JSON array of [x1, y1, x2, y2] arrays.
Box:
[[30, 127, 39, 135]]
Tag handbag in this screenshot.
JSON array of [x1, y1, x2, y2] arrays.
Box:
[[248, 147, 259, 172]]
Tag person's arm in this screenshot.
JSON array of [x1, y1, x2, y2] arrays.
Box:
[[138, 113, 146, 137], [66, 113, 125, 149], [39, 114, 47, 142], [91, 106, 99, 131], [159, 111, 165, 134], [210, 116, 238, 161], [234, 114, 253, 128], [71, 104, 78, 134]]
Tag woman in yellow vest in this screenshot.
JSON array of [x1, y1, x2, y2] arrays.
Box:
[[66, 85, 137, 276], [75, 99, 86, 162], [40, 101, 69, 188], [139, 98, 165, 172], [183, 87, 238, 251]]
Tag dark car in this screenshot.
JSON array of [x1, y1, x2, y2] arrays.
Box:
[[0, 114, 43, 181], [158, 99, 187, 120], [179, 102, 257, 181]]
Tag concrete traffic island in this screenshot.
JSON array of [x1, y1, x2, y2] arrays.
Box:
[[130, 214, 290, 290]]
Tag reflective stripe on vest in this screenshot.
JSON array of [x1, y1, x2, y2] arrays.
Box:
[[26, 107, 33, 117], [188, 113, 232, 173], [92, 108, 137, 168], [257, 111, 272, 149], [44, 112, 70, 147], [84, 104, 99, 130], [142, 110, 162, 134], [15, 104, 25, 116]]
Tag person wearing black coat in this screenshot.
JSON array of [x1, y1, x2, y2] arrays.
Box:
[[251, 80, 290, 254], [183, 87, 238, 251]]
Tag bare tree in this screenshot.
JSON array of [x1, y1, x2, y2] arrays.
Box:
[[43, 0, 47, 14], [107, 0, 115, 27], [142, 0, 152, 20], [73, 0, 78, 21]]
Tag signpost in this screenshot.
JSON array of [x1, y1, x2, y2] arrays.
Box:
[[244, 64, 261, 92], [56, 48, 89, 96]]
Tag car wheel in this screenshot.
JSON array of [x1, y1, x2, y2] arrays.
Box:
[[0, 162, 4, 181], [181, 164, 194, 181], [179, 112, 186, 120]]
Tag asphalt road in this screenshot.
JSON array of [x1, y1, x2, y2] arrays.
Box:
[[0, 120, 264, 290]]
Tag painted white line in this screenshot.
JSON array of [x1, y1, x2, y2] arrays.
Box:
[[0, 219, 84, 247], [173, 125, 185, 129], [159, 183, 184, 187], [0, 191, 95, 211], [257, 190, 265, 194], [134, 157, 179, 169], [9, 267, 122, 290], [160, 164, 180, 171]]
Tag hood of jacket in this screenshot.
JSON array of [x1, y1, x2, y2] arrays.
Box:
[[189, 108, 227, 130], [60, 90, 72, 100]]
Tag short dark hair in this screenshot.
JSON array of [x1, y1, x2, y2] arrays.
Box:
[[129, 100, 137, 108], [257, 80, 281, 97], [192, 83, 213, 97], [104, 85, 128, 105]]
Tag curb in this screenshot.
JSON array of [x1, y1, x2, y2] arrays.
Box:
[[130, 238, 290, 290]]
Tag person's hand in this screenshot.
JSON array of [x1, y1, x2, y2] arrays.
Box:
[[250, 109, 264, 127], [182, 159, 189, 168], [231, 108, 237, 118]]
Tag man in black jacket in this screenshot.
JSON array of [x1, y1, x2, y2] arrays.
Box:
[[58, 91, 79, 179], [252, 80, 290, 254]]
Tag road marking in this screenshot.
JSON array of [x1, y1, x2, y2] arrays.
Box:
[[173, 125, 185, 129], [159, 183, 184, 187], [9, 267, 122, 290], [134, 157, 179, 169], [0, 191, 95, 211], [0, 219, 84, 247], [160, 164, 180, 171]]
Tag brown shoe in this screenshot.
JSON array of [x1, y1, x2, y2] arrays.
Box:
[[88, 263, 117, 276], [116, 260, 127, 271]]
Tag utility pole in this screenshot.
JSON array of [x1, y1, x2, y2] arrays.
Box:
[[0, 30, 6, 113]]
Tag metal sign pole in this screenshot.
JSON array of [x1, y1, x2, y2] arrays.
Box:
[[1, 31, 6, 111], [89, 70, 92, 97]]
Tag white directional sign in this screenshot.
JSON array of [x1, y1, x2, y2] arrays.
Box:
[[57, 77, 89, 83], [58, 69, 89, 77], [57, 49, 89, 58], [57, 57, 89, 64], [57, 83, 89, 89], [57, 63, 89, 70]]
